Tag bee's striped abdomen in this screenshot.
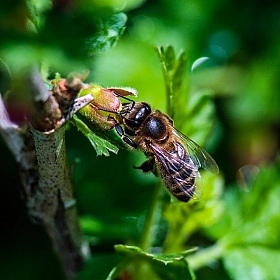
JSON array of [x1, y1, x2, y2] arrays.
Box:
[[156, 143, 197, 202]]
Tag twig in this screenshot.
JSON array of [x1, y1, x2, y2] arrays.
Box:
[[29, 125, 87, 278], [0, 69, 94, 279]]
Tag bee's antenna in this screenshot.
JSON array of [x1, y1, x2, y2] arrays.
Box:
[[95, 92, 134, 114], [112, 91, 135, 110]]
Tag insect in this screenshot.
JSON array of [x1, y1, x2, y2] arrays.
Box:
[[112, 101, 219, 202]]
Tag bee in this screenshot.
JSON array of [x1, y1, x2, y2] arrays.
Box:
[[112, 101, 219, 202]]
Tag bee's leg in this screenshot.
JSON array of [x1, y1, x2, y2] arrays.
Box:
[[115, 123, 137, 149], [134, 158, 156, 174]]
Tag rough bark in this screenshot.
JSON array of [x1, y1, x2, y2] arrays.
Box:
[[0, 69, 94, 279]]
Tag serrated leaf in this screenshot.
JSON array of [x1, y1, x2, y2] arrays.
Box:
[[205, 160, 280, 243], [157, 46, 217, 146], [164, 45, 176, 72], [87, 131, 117, 156], [27, 0, 52, 31], [108, 245, 195, 280], [202, 159, 280, 280], [172, 51, 187, 94], [73, 115, 118, 156], [157, 46, 188, 119], [180, 89, 216, 145], [85, 13, 127, 55]]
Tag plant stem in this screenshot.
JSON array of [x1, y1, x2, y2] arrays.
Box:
[[139, 181, 163, 251], [187, 242, 225, 271], [0, 70, 93, 279], [157, 47, 173, 116], [30, 126, 89, 278]]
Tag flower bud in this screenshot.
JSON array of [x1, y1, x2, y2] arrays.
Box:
[[78, 84, 137, 130]]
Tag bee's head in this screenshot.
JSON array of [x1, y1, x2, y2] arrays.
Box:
[[121, 102, 151, 132]]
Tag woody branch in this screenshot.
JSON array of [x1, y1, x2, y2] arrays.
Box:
[[0, 68, 94, 279]]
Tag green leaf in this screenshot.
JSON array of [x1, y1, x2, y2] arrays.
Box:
[[73, 115, 118, 156], [87, 131, 117, 156], [85, 13, 127, 55], [108, 245, 195, 280], [224, 246, 280, 280], [172, 51, 187, 94], [163, 172, 224, 253], [1, 2, 127, 74], [205, 160, 280, 243], [157, 46, 187, 119], [202, 159, 280, 279], [164, 45, 176, 72], [181, 89, 216, 145], [157, 46, 217, 146], [26, 0, 52, 31]]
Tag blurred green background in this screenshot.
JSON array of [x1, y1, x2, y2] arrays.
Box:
[[1, 0, 280, 279]]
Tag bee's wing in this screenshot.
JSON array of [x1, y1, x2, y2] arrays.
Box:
[[149, 142, 199, 177], [149, 142, 201, 199], [173, 128, 219, 174]]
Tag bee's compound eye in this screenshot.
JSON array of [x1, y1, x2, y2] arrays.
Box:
[[134, 103, 151, 123], [145, 117, 166, 139], [124, 103, 151, 130]]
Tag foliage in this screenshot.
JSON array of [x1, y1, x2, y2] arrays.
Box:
[[1, 0, 280, 280], [0, 0, 127, 79], [202, 160, 280, 280], [108, 245, 195, 280], [157, 46, 217, 146], [70, 45, 220, 278], [73, 115, 119, 156]]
